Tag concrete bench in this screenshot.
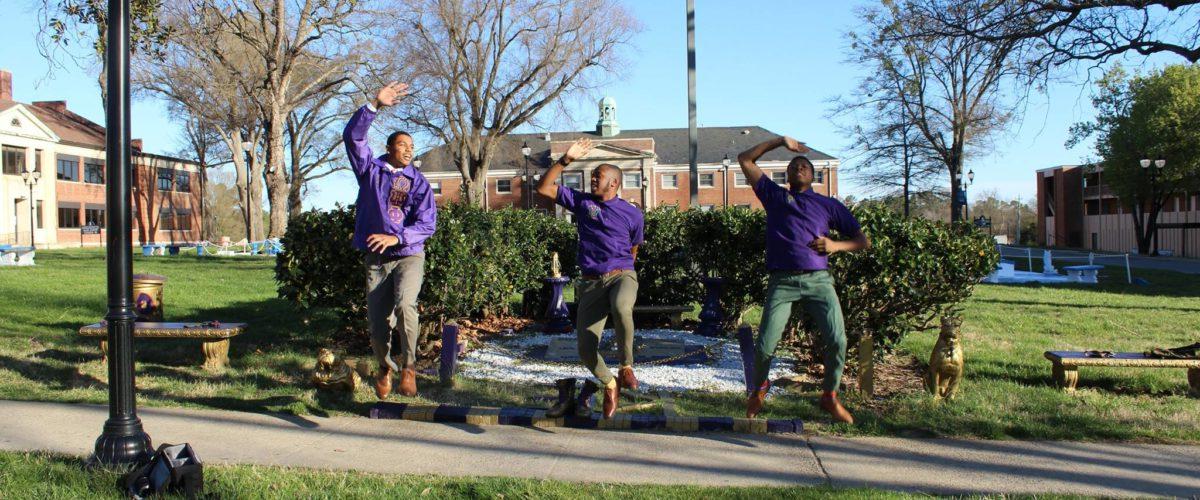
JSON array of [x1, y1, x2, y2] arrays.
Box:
[[563, 303, 692, 328], [1062, 265, 1103, 284], [0, 246, 36, 266], [1044, 351, 1200, 397], [79, 321, 246, 370]]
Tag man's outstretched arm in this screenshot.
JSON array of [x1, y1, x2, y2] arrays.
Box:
[[536, 138, 594, 201], [737, 136, 808, 186], [344, 82, 409, 179]]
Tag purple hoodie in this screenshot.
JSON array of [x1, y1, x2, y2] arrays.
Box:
[[343, 104, 437, 257]]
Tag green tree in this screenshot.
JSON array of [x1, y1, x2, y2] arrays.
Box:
[[1069, 65, 1200, 255]]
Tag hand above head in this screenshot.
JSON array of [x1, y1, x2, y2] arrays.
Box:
[[366, 233, 401, 253], [374, 81, 411, 109], [563, 138, 595, 163], [782, 136, 810, 154]]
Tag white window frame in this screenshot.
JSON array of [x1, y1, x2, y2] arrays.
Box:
[[661, 173, 678, 189], [734, 172, 748, 187], [623, 172, 642, 189], [430, 181, 442, 196], [700, 204, 715, 212], [496, 178, 512, 194], [771, 171, 786, 185], [563, 173, 583, 191], [699, 173, 715, 188], [815, 169, 826, 184]]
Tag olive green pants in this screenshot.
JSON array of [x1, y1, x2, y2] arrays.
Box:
[[754, 270, 846, 393], [575, 270, 638, 385]]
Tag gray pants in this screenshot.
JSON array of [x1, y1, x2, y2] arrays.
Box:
[[365, 252, 425, 372], [575, 270, 638, 385]]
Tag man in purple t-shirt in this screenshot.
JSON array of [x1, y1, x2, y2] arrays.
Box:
[[536, 138, 645, 419], [343, 82, 438, 400], [737, 135, 870, 424]]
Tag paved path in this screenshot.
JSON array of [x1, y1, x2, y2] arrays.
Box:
[[2, 400, 1198, 497]]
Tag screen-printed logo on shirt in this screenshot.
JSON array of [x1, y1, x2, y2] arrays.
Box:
[[387, 176, 412, 223], [584, 201, 602, 221]]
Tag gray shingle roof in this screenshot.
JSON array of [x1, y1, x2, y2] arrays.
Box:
[[416, 126, 836, 173]]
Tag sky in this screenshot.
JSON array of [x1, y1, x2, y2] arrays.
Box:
[[0, 0, 1184, 210]]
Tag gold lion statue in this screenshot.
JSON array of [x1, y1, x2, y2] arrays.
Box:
[[311, 348, 362, 392], [926, 314, 964, 400]]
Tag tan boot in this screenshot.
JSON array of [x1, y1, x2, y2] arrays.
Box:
[[819, 391, 854, 424], [746, 382, 769, 419], [374, 365, 393, 400], [617, 366, 639, 393], [398, 367, 418, 397], [601, 380, 618, 419]]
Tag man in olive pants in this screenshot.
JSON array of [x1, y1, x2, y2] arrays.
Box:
[[344, 82, 437, 399], [737, 135, 870, 424], [536, 138, 644, 419]]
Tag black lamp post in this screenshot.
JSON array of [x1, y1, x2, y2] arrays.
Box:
[[521, 141, 532, 209], [21, 167, 40, 249], [241, 141, 254, 242], [1140, 158, 1166, 254], [963, 169, 975, 221], [93, 0, 152, 466], [721, 154, 731, 208]]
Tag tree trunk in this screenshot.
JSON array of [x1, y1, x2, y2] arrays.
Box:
[[264, 107, 290, 238], [287, 174, 304, 219]]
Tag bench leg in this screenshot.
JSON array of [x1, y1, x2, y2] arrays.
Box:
[[1189, 368, 1199, 398], [202, 338, 231, 370], [1052, 363, 1078, 392], [98, 339, 109, 364], [669, 313, 682, 329]]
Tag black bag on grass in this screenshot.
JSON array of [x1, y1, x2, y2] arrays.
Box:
[[120, 443, 204, 499]]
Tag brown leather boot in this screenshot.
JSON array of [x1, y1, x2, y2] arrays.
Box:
[[746, 381, 769, 419], [601, 382, 618, 419], [819, 391, 854, 424], [398, 367, 418, 397], [374, 365, 393, 400], [617, 366, 639, 392]]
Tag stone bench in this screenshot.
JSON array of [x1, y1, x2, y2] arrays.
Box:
[[1044, 351, 1200, 397], [79, 321, 247, 370], [634, 305, 692, 328], [1062, 265, 1103, 284], [0, 245, 35, 266]]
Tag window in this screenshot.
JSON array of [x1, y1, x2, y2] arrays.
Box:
[[735, 204, 751, 209], [2, 145, 26, 175], [175, 171, 191, 192], [158, 209, 174, 230], [771, 171, 786, 184], [158, 169, 174, 191], [661, 174, 677, 189], [57, 155, 79, 181], [85, 207, 106, 228], [734, 172, 748, 187], [699, 173, 714, 188], [174, 209, 192, 231], [34, 150, 42, 173], [496, 179, 512, 193], [563, 173, 582, 190], [700, 204, 715, 212], [623, 172, 641, 189], [430, 181, 442, 196], [84, 161, 105, 184], [58, 205, 80, 229], [35, 201, 43, 229], [815, 170, 826, 184]]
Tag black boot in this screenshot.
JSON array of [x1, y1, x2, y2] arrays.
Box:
[[575, 380, 600, 417], [545, 378, 577, 418]]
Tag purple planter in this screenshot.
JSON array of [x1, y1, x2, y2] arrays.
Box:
[[736, 324, 757, 394], [543, 276, 572, 333], [439, 323, 460, 386], [695, 277, 726, 337]]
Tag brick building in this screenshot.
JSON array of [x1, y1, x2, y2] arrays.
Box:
[[0, 69, 203, 248], [416, 97, 840, 215], [1037, 164, 1199, 257]]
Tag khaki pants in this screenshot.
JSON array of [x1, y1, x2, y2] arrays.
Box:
[[365, 252, 425, 372], [575, 270, 638, 385]]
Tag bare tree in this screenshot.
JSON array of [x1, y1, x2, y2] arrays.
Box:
[[912, 0, 1200, 76], [285, 90, 353, 217], [176, 112, 231, 241], [845, 1, 1037, 222], [378, 0, 640, 206]]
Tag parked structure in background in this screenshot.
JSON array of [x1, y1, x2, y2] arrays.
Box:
[[0, 70, 203, 248], [1037, 164, 1198, 257], [417, 98, 841, 215]]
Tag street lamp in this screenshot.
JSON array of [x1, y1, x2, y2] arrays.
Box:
[[241, 141, 254, 242], [963, 169, 975, 220], [1141, 158, 1166, 254], [521, 141, 532, 209], [722, 154, 731, 208], [413, 159, 422, 169], [21, 167, 41, 249]]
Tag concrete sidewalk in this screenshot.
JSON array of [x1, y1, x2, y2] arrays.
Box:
[[1, 400, 1197, 497]]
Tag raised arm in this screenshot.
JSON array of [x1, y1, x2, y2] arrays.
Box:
[[344, 82, 409, 178], [737, 136, 808, 186], [536, 138, 594, 201]]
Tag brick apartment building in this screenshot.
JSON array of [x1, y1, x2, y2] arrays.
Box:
[[1037, 164, 1199, 257], [0, 69, 203, 248], [416, 97, 840, 215]]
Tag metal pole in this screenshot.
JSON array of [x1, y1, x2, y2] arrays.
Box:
[[1125, 254, 1131, 284], [93, 0, 151, 465], [28, 181, 36, 249], [686, 0, 698, 209]]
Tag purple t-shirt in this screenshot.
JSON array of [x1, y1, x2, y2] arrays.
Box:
[[343, 105, 437, 257], [557, 186, 644, 276], [754, 175, 862, 272]]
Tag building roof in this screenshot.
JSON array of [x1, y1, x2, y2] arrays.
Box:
[[416, 125, 837, 174], [0, 101, 19, 113]]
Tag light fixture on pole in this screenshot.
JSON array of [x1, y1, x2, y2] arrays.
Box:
[[521, 141, 532, 209], [413, 159, 422, 169], [21, 167, 41, 249], [721, 154, 731, 208]]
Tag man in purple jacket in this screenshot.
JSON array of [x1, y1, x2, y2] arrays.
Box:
[[737, 135, 870, 424], [343, 82, 437, 399]]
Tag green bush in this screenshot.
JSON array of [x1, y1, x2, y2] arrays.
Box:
[[683, 207, 768, 325], [275, 205, 365, 334], [635, 207, 700, 306]]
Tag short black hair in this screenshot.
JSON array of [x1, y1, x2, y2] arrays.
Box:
[[788, 155, 814, 172], [598, 163, 623, 179], [386, 131, 412, 150]]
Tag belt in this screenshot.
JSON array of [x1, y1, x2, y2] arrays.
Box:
[[581, 269, 631, 281]]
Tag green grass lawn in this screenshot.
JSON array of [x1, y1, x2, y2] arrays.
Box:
[[0, 450, 912, 499], [1, 249, 1197, 442]]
